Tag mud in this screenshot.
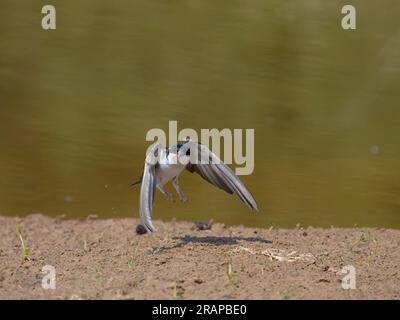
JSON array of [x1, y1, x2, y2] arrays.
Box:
[[0, 214, 399, 299]]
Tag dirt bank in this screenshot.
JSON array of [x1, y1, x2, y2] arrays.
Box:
[[0, 214, 399, 299]]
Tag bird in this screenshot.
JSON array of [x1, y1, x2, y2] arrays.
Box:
[[131, 139, 259, 233]]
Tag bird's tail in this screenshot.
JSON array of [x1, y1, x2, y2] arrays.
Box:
[[129, 178, 142, 188]]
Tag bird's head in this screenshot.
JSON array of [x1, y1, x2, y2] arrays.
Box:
[[169, 142, 190, 155], [167, 142, 191, 165]]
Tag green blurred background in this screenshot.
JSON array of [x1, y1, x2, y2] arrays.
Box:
[[0, 0, 399, 228]]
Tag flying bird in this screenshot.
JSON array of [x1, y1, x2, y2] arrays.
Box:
[[132, 139, 259, 232]]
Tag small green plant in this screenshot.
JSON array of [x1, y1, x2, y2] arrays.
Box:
[[351, 230, 376, 252], [281, 287, 294, 300], [170, 280, 184, 299], [225, 262, 234, 283], [127, 257, 134, 268], [17, 223, 31, 261], [171, 280, 178, 300], [362, 230, 376, 243]]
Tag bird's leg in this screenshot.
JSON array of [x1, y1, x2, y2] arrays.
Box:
[[172, 177, 187, 203], [157, 184, 174, 202]]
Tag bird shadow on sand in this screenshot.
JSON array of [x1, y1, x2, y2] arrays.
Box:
[[147, 235, 273, 254]]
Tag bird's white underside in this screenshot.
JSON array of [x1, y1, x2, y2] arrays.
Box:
[[156, 150, 189, 186]]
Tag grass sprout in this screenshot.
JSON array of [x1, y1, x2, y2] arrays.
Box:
[[225, 262, 234, 283], [171, 280, 178, 300], [17, 223, 31, 261]]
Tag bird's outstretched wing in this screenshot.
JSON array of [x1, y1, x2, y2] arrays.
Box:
[[183, 140, 259, 211], [139, 142, 161, 232]]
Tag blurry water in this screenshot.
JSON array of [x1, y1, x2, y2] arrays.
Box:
[[0, 1, 399, 228]]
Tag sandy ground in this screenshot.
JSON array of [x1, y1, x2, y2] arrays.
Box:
[[0, 214, 399, 300]]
